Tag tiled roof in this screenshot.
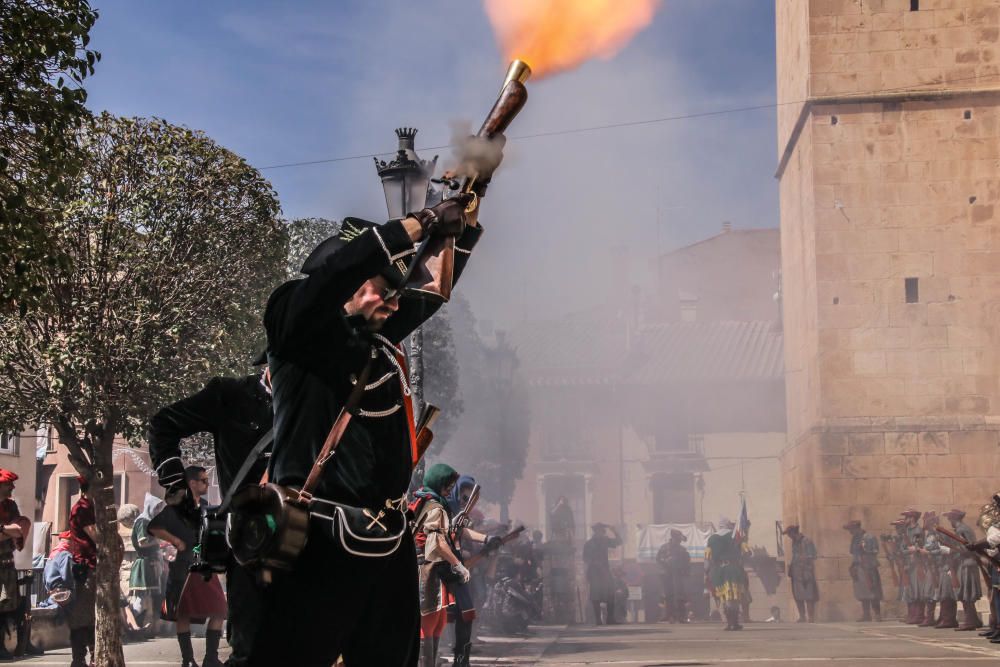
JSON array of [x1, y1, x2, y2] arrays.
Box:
[[626, 321, 784, 384], [510, 316, 783, 387], [507, 311, 629, 386]]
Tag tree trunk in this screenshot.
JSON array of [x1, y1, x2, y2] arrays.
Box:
[[93, 428, 126, 666]]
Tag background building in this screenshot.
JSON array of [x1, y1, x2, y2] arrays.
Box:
[[776, 0, 1000, 620], [507, 224, 789, 619]]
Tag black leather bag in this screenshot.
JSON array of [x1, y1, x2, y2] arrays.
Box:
[[312, 499, 408, 558]]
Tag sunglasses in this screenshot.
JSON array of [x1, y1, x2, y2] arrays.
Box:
[[380, 286, 402, 302]]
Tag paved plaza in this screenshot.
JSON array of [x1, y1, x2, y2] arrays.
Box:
[[12, 620, 1000, 665], [474, 620, 1000, 666]]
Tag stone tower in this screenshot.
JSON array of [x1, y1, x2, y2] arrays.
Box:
[[776, 0, 1000, 619]]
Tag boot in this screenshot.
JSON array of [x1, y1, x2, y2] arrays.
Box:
[[454, 617, 473, 667], [936, 599, 959, 629], [795, 600, 807, 623], [807, 600, 817, 623], [419, 638, 435, 667], [731, 606, 743, 631], [904, 601, 920, 624], [177, 632, 200, 667], [912, 600, 927, 625], [203, 629, 223, 667], [69, 628, 88, 667], [918, 601, 937, 627], [857, 600, 872, 622], [871, 600, 882, 622], [956, 601, 981, 631], [606, 599, 618, 625]]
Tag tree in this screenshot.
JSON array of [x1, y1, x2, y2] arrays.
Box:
[[435, 296, 529, 517], [0, 113, 286, 666], [284, 217, 339, 278], [1, 0, 101, 311], [420, 297, 463, 456]]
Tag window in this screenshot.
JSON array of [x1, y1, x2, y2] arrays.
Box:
[[905, 277, 919, 303], [0, 433, 18, 456], [910, 0, 919, 10]]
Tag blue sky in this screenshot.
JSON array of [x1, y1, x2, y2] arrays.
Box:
[[85, 0, 779, 326]]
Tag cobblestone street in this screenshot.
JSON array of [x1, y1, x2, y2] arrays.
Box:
[[10, 619, 1000, 665]]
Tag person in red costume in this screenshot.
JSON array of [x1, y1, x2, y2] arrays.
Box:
[[43, 475, 97, 666]]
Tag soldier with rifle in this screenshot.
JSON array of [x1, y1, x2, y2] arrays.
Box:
[[942, 509, 983, 630], [915, 512, 944, 627], [656, 529, 691, 624], [879, 520, 906, 615], [782, 525, 818, 623], [446, 474, 496, 667], [924, 512, 960, 629], [900, 509, 927, 624], [879, 526, 900, 593], [410, 464, 500, 667], [970, 499, 1000, 642], [844, 520, 882, 622]]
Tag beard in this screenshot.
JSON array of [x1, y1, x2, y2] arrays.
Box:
[[364, 307, 396, 331]]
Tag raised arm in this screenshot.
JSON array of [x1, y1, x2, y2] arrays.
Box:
[[379, 221, 484, 344], [266, 219, 419, 353], [147, 378, 222, 492]]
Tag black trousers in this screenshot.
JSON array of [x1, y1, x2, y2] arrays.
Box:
[[227, 560, 264, 663], [249, 520, 419, 667]]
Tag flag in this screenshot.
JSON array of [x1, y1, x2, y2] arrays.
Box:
[[733, 494, 750, 544]]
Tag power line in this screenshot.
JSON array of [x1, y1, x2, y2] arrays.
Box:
[[257, 72, 1000, 172]]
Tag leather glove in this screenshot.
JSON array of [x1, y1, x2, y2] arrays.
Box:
[[486, 536, 504, 551], [460, 134, 506, 197], [409, 193, 474, 238], [452, 562, 471, 584]]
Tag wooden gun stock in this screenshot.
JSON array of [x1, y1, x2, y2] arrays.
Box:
[[413, 405, 441, 465]]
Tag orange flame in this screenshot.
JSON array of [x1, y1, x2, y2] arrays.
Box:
[[483, 0, 659, 79]]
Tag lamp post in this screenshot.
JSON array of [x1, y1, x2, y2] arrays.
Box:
[[375, 128, 437, 442], [491, 331, 517, 523]]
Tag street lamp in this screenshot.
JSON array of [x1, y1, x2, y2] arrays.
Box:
[[375, 128, 437, 470], [492, 331, 518, 523], [374, 127, 437, 220]]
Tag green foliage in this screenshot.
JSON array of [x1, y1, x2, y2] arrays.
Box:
[[1, 0, 101, 310], [429, 295, 529, 510], [284, 217, 339, 278], [421, 298, 463, 456], [0, 112, 287, 450]]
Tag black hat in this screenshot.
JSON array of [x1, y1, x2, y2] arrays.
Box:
[[301, 218, 410, 288], [252, 349, 267, 366]]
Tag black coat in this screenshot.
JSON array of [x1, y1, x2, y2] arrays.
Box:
[[264, 219, 482, 507], [148, 375, 273, 496]]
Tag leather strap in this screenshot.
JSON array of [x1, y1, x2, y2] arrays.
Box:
[[298, 348, 376, 502], [216, 427, 274, 515]]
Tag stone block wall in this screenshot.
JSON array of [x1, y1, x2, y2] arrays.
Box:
[[807, 0, 999, 97], [782, 420, 1000, 621], [809, 94, 1000, 422]]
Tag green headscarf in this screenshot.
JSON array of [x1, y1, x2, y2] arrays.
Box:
[[414, 463, 459, 513], [423, 463, 459, 495]]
